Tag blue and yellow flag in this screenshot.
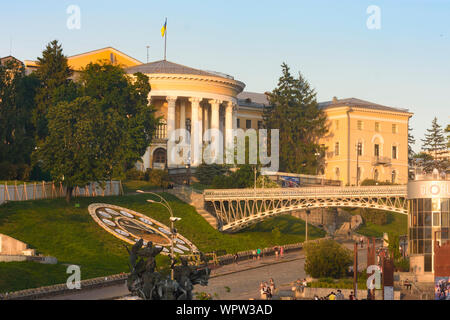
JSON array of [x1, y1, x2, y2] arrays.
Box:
[[161, 19, 167, 37]]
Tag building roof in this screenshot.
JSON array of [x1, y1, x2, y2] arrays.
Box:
[[318, 97, 411, 114], [237, 91, 270, 108], [125, 60, 235, 80]]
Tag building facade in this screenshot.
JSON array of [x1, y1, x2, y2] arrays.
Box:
[[22, 47, 413, 184], [408, 173, 450, 278]]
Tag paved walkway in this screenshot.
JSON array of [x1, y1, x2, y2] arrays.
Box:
[[42, 242, 371, 300]]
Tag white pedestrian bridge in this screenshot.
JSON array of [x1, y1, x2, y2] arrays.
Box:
[[203, 186, 408, 232]]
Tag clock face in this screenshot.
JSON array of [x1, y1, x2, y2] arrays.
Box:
[[88, 203, 198, 255]]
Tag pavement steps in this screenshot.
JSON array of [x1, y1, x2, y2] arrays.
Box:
[[168, 187, 218, 229]]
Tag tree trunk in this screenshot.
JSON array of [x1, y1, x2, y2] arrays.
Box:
[[66, 186, 74, 203]]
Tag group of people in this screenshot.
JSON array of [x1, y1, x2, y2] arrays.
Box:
[[435, 278, 450, 300], [291, 278, 308, 293], [259, 278, 276, 300], [313, 290, 349, 300]]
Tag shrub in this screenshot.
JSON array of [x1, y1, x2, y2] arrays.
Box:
[[0, 162, 16, 180], [126, 168, 145, 180], [194, 164, 230, 186], [145, 169, 169, 188], [304, 239, 353, 279], [16, 164, 31, 181], [395, 257, 410, 272]]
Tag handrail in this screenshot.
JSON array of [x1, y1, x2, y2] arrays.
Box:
[[204, 185, 407, 198]]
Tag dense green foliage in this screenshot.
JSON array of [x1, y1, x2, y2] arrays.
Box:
[[194, 164, 230, 186], [304, 239, 352, 279], [0, 194, 324, 292], [420, 117, 449, 172], [0, 58, 39, 179], [347, 208, 407, 238], [263, 63, 328, 174], [33, 40, 76, 142], [33, 59, 158, 201]]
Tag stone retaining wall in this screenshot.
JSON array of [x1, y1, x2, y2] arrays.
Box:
[[0, 273, 128, 300]]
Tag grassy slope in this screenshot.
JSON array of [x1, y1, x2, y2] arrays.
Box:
[[345, 208, 407, 238], [0, 194, 324, 292]]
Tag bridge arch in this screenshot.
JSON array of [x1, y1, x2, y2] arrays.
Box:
[[203, 186, 407, 232]]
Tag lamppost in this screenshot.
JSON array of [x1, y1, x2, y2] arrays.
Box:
[[137, 190, 181, 280], [356, 142, 362, 186], [305, 203, 312, 242]]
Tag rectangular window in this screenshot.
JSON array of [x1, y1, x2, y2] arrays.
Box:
[[357, 143, 362, 156], [237, 118, 240, 128], [375, 122, 380, 132], [257, 121, 263, 129], [374, 144, 380, 157], [335, 142, 340, 156], [433, 212, 441, 227], [246, 119, 252, 129], [357, 120, 363, 130], [392, 146, 397, 159], [392, 124, 397, 134]]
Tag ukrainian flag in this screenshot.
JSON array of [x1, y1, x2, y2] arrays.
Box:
[[161, 19, 167, 37]]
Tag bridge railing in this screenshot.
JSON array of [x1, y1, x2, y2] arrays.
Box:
[[204, 185, 407, 199]]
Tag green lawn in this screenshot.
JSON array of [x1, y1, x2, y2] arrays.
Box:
[[346, 208, 407, 238], [121, 180, 161, 194], [0, 193, 324, 293]]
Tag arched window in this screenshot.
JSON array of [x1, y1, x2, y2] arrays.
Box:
[[374, 169, 379, 181], [335, 167, 340, 180], [152, 148, 167, 167], [391, 170, 397, 184]]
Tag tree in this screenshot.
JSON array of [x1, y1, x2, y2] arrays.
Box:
[[446, 124, 450, 148], [408, 123, 416, 166], [304, 239, 353, 279], [0, 58, 39, 176], [33, 40, 76, 141], [421, 117, 448, 172], [263, 63, 328, 174], [34, 62, 158, 202]]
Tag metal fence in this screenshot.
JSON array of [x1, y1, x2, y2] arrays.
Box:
[[0, 181, 123, 205]]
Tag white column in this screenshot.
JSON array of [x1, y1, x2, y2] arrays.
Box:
[[166, 96, 177, 168], [209, 99, 222, 163], [209, 99, 221, 131], [225, 101, 234, 164], [189, 97, 202, 166], [179, 100, 186, 143]]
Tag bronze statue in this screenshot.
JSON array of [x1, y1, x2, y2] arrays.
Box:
[[125, 239, 210, 300]]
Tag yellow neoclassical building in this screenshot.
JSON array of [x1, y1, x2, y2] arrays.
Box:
[[23, 47, 413, 184]]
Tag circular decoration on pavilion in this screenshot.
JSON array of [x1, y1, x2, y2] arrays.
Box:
[[88, 203, 198, 255]]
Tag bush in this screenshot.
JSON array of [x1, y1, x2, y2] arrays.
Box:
[[145, 169, 169, 188], [0, 162, 31, 180], [361, 179, 395, 186], [211, 164, 256, 189], [125, 168, 145, 180], [0, 162, 17, 180], [395, 257, 410, 272], [194, 164, 230, 186], [304, 239, 353, 279]]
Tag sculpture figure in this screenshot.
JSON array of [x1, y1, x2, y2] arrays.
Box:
[[125, 239, 210, 300]]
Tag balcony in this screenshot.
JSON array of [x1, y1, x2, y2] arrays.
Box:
[[372, 156, 391, 166], [153, 122, 167, 141]]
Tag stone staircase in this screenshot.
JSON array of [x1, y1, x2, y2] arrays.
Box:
[[168, 186, 218, 229]]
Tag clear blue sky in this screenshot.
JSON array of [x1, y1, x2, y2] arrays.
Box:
[[1, 0, 449, 152]]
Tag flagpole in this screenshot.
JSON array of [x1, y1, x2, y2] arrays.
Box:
[[164, 18, 167, 61]]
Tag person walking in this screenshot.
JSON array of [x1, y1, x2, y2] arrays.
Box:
[[257, 248, 262, 260], [360, 236, 364, 248], [252, 249, 257, 261], [234, 253, 239, 265], [349, 291, 356, 300], [280, 246, 284, 258], [269, 278, 276, 296], [274, 246, 279, 260]]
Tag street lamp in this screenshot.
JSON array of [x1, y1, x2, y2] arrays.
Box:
[[137, 190, 181, 280], [305, 203, 312, 242]]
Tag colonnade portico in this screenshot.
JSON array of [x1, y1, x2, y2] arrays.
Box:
[[150, 94, 237, 169]]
